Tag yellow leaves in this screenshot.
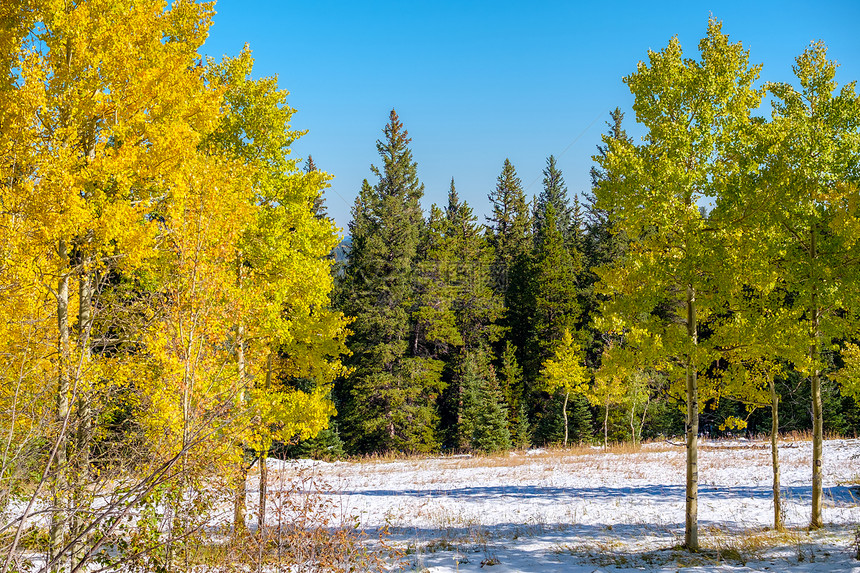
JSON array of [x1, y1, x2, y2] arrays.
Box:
[[719, 415, 748, 432], [833, 343, 860, 405], [541, 329, 589, 397], [0, 0, 348, 486], [249, 386, 335, 445]]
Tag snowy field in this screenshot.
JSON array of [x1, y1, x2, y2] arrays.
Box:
[[260, 439, 860, 572]]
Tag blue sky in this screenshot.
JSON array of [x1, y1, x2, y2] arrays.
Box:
[[201, 1, 860, 233]]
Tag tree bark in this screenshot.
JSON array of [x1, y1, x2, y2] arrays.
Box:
[[562, 391, 569, 447], [604, 402, 609, 450], [769, 373, 783, 531], [629, 402, 635, 447], [810, 227, 823, 530], [233, 323, 247, 537], [233, 465, 247, 537], [50, 239, 71, 572], [76, 264, 93, 467], [258, 353, 273, 533], [69, 262, 93, 570], [258, 451, 268, 532], [234, 254, 248, 537], [685, 283, 699, 551]]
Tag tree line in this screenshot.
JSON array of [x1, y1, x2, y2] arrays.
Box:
[[331, 20, 860, 550]]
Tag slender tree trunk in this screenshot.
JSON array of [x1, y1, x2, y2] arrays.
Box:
[[234, 256, 248, 537], [258, 451, 268, 531], [562, 391, 569, 447], [233, 465, 248, 537], [50, 239, 71, 572], [769, 374, 783, 531], [76, 266, 93, 466], [604, 403, 609, 450], [69, 262, 93, 570], [629, 402, 635, 446], [258, 353, 273, 533], [233, 324, 247, 537], [685, 284, 699, 551], [810, 227, 823, 530]]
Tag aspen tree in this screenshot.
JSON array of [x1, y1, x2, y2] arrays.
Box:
[[594, 19, 762, 550]]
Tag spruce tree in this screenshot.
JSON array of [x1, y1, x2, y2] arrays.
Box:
[[337, 110, 441, 454], [458, 349, 511, 453], [581, 108, 632, 361], [486, 159, 531, 297], [534, 155, 574, 248], [304, 155, 328, 219], [530, 205, 581, 357], [423, 179, 504, 448], [527, 204, 585, 445], [486, 159, 533, 368], [499, 340, 525, 437], [445, 180, 504, 351]]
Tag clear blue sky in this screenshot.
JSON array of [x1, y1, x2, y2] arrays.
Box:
[[201, 1, 860, 233]]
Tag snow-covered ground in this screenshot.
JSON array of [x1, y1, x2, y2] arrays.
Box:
[[259, 439, 860, 572]]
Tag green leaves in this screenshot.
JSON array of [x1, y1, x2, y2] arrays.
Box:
[[541, 329, 589, 397]]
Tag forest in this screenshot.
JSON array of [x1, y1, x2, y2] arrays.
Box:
[[0, 0, 858, 570]]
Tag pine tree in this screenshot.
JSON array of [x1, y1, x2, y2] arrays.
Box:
[[486, 159, 533, 365], [581, 108, 632, 359], [421, 179, 504, 448], [458, 349, 511, 453], [337, 110, 441, 454], [304, 155, 328, 219], [529, 204, 582, 368], [445, 180, 504, 351], [534, 155, 574, 248], [486, 159, 531, 296], [499, 340, 525, 437]]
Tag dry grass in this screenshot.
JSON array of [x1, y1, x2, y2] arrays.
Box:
[[700, 524, 809, 563], [551, 526, 818, 569]]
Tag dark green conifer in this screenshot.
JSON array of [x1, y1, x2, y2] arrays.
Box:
[[525, 204, 587, 445], [486, 159, 533, 369], [499, 340, 525, 437], [486, 159, 532, 296], [458, 349, 511, 453], [530, 204, 581, 364], [304, 154, 329, 220], [336, 110, 441, 454], [582, 107, 632, 360], [424, 179, 504, 448], [534, 155, 575, 247]]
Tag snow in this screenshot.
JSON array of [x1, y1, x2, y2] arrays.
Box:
[[256, 439, 860, 572]]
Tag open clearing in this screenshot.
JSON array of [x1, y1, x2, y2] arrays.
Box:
[[261, 438, 860, 572]]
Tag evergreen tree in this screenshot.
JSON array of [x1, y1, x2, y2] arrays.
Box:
[[581, 108, 632, 358], [585, 107, 631, 271], [513, 403, 531, 449], [336, 110, 441, 454], [570, 194, 586, 253], [418, 179, 503, 354], [458, 349, 511, 453], [499, 340, 525, 437], [530, 205, 582, 360], [486, 159, 531, 296], [304, 155, 328, 219], [413, 203, 462, 359], [534, 155, 574, 248], [486, 159, 533, 366], [422, 179, 504, 448]]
